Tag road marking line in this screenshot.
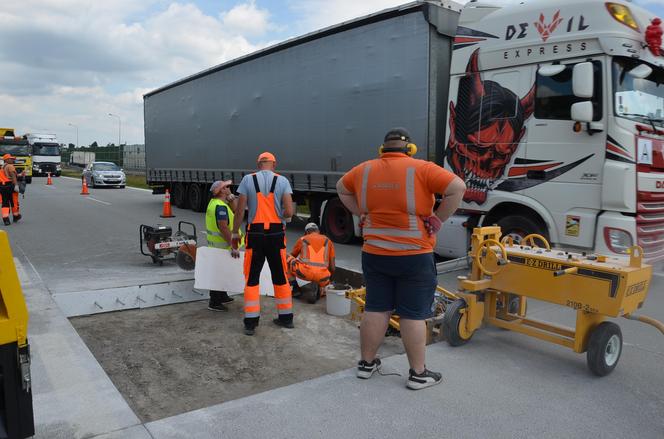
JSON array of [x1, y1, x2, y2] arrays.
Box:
[[86, 197, 111, 205]]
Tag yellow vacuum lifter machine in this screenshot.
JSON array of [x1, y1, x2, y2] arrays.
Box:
[[0, 231, 34, 438], [348, 227, 663, 376]]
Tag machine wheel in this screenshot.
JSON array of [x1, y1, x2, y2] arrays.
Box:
[[187, 183, 206, 212], [587, 322, 622, 377], [26, 177, 32, 184], [172, 183, 187, 208], [496, 215, 547, 245], [322, 197, 355, 244], [443, 299, 473, 347]]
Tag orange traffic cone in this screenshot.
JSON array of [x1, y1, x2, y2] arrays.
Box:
[[160, 189, 175, 218], [46, 173, 53, 185], [80, 178, 90, 195]]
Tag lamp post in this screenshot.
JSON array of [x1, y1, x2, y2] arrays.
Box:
[[67, 123, 78, 148], [108, 113, 121, 147]]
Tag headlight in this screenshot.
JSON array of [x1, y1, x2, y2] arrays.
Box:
[[56, 164, 62, 170], [604, 227, 633, 254], [33, 164, 39, 170]]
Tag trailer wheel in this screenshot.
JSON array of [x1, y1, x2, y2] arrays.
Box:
[[322, 198, 355, 244], [443, 299, 473, 347], [587, 322, 622, 377], [187, 183, 205, 212], [496, 215, 547, 244], [172, 183, 187, 208]]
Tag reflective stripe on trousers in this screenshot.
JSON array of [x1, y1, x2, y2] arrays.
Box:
[[364, 239, 423, 251]]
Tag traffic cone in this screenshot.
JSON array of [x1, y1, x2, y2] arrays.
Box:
[[160, 189, 175, 218], [46, 173, 52, 185], [80, 178, 90, 195]]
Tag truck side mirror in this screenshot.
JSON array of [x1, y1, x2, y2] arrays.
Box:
[[573, 62, 594, 98], [571, 101, 593, 123]]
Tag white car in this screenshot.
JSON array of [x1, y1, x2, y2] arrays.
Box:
[[82, 162, 126, 188]]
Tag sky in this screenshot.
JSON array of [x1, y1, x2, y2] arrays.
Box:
[[1, 0, 663, 147]]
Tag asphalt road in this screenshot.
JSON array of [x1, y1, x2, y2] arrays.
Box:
[[6, 175, 664, 438], [3, 175, 361, 294]]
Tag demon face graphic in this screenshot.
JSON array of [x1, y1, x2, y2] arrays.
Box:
[[446, 49, 535, 204]]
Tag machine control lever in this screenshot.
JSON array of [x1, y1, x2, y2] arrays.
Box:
[[553, 267, 578, 277]]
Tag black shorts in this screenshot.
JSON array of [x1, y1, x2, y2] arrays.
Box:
[[362, 251, 437, 320]]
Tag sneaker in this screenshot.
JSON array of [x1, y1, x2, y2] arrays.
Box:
[[207, 303, 228, 312], [406, 368, 442, 390], [12, 214, 21, 223], [357, 358, 381, 379], [273, 318, 294, 329]]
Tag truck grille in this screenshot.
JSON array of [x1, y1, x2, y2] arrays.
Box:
[[637, 193, 664, 262]]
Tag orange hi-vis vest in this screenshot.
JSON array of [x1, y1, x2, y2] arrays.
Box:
[[0, 165, 11, 184], [249, 173, 282, 230], [349, 153, 453, 255], [298, 234, 330, 268]]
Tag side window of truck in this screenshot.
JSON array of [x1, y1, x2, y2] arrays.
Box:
[[478, 71, 521, 143], [535, 61, 602, 121]]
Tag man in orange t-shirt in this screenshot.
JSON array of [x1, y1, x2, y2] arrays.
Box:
[[337, 127, 465, 390]]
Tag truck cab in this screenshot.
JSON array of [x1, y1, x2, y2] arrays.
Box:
[[0, 129, 32, 183], [443, 0, 664, 262], [26, 133, 61, 177]]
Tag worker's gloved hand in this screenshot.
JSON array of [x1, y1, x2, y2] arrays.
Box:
[[230, 233, 241, 259], [359, 214, 367, 229], [13, 186, 19, 193], [422, 215, 442, 236]]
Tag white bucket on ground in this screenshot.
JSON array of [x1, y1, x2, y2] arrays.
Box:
[[326, 284, 351, 316]]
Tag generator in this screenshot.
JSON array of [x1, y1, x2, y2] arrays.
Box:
[[139, 221, 197, 268]]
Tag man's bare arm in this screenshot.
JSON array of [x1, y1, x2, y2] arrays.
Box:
[[217, 219, 232, 243], [336, 179, 361, 216], [282, 192, 294, 220], [434, 177, 466, 223], [232, 195, 247, 234]]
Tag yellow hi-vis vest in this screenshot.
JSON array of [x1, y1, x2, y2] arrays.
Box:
[[205, 198, 244, 249]]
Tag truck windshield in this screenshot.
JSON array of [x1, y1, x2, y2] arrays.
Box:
[[0, 144, 30, 156], [32, 144, 60, 156], [614, 57, 664, 126]]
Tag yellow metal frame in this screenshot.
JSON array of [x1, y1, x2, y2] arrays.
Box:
[[346, 226, 656, 357], [0, 231, 29, 347]]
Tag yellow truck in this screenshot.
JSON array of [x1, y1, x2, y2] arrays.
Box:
[[0, 129, 32, 184]]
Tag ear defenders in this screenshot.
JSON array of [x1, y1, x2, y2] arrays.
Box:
[[378, 141, 418, 156]]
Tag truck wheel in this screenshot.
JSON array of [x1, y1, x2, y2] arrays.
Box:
[[187, 183, 205, 212], [172, 183, 187, 208], [26, 177, 32, 184], [443, 299, 473, 347], [496, 215, 547, 244], [322, 198, 355, 244], [587, 322, 622, 377]]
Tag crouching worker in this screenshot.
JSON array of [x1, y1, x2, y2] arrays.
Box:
[[287, 223, 335, 303], [206, 180, 244, 311]]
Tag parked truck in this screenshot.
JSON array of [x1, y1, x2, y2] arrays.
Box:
[[70, 151, 96, 167], [0, 128, 32, 183], [25, 133, 61, 177], [144, 0, 664, 262]]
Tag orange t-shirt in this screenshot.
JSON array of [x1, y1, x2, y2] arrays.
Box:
[[341, 153, 456, 256], [291, 233, 336, 263]]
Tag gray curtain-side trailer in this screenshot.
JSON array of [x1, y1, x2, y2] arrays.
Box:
[[143, 1, 460, 243]]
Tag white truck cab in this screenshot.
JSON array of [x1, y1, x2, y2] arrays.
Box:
[[26, 133, 62, 177], [439, 0, 664, 263]]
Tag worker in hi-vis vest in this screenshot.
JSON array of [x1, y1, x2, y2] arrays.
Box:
[[0, 154, 21, 226], [205, 180, 245, 311], [337, 127, 466, 390], [287, 222, 335, 303], [231, 152, 295, 336]]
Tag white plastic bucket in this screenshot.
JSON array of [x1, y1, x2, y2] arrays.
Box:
[[326, 284, 351, 316]]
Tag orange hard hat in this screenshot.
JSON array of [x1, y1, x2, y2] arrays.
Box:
[[1, 154, 14, 161], [257, 152, 276, 163]]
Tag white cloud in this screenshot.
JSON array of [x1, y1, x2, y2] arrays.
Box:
[[0, 1, 275, 146]]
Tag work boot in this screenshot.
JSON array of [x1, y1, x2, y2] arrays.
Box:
[[12, 214, 21, 223], [244, 326, 256, 336], [273, 317, 294, 329], [2, 218, 9, 226], [218, 291, 234, 304], [406, 368, 442, 390], [244, 317, 259, 336]]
